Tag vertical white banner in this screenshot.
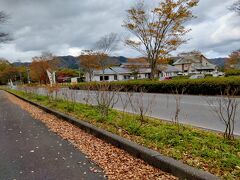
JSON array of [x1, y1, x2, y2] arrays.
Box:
[[53, 71, 56, 84], [47, 70, 53, 86], [47, 70, 56, 86]]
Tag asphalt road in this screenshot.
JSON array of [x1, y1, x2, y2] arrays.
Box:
[[0, 91, 105, 180], [72, 90, 240, 135], [19, 87, 240, 135]]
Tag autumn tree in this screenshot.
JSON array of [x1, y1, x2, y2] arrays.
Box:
[[94, 33, 119, 78], [56, 68, 79, 78], [225, 49, 240, 70], [0, 67, 19, 84], [0, 59, 11, 84], [17, 66, 29, 84], [123, 0, 198, 79], [0, 59, 26, 85], [157, 57, 174, 65], [30, 52, 59, 84], [0, 58, 10, 71], [79, 50, 99, 81]]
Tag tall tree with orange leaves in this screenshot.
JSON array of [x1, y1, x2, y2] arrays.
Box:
[[225, 49, 240, 70], [123, 0, 198, 79], [79, 50, 99, 82], [30, 52, 59, 84]]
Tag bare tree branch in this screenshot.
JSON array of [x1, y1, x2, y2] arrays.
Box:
[[205, 87, 239, 140], [229, 0, 240, 14], [0, 11, 10, 43]]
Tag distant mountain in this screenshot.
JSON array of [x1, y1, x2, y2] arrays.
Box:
[[209, 58, 228, 68], [12, 56, 128, 69], [116, 56, 128, 64], [58, 56, 128, 69], [57, 56, 79, 69], [12, 56, 226, 69], [103, 56, 128, 66], [12, 62, 31, 67], [11, 56, 79, 69]]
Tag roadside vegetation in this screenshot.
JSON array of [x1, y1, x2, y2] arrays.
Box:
[[225, 70, 240, 77], [4, 88, 240, 179], [69, 76, 240, 96]]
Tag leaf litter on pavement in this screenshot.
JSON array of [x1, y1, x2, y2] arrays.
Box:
[[7, 92, 177, 180]]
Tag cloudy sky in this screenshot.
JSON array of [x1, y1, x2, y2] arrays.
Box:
[[0, 0, 239, 62]]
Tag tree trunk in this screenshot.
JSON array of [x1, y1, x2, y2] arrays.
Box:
[[147, 55, 156, 80], [89, 72, 92, 82], [102, 69, 105, 82], [150, 61, 156, 80]]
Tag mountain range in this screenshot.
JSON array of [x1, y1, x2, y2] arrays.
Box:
[[12, 55, 226, 69], [208, 58, 227, 68]]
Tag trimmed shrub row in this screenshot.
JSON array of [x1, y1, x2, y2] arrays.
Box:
[[225, 70, 240, 77], [69, 77, 240, 95]]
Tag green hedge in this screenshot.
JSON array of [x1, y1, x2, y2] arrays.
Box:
[[225, 70, 240, 77], [171, 75, 190, 80], [69, 77, 240, 95]]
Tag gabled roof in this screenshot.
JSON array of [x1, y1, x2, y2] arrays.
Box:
[[192, 64, 216, 70], [173, 55, 209, 65], [121, 62, 150, 66], [93, 67, 131, 75], [165, 65, 181, 72], [93, 67, 151, 75], [173, 57, 194, 65], [157, 65, 181, 72], [138, 68, 151, 73]]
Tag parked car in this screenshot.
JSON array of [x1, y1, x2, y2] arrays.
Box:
[[189, 74, 205, 79], [213, 72, 225, 77], [177, 72, 189, 76], [160, 76, 172, 80]]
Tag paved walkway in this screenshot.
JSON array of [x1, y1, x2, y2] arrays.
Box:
[[0, 91, 105, 180]]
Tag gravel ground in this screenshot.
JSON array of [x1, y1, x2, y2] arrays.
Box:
[[6, 92, 177, 180]]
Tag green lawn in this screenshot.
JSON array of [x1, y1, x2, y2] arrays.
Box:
[[7, 89, 240, 179]]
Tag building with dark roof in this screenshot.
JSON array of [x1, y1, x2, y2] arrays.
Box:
[[173, 54, 217, 74]]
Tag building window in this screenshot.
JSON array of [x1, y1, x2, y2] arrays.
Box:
[[145, 73, 150, 78], [114, 75, 118, 80], [100, 76, 109, 81], [124, 75, 130, 80], [104, 76, 109, 81]]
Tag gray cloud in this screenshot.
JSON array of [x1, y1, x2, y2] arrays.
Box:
[[0, 0, 239, 62]]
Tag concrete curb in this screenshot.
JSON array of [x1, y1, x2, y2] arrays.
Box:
[[6, 90, 219, 180]]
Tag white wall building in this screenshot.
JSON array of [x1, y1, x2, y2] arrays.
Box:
[[85, 67, 151, 82], [157, 65, 182, 78]]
